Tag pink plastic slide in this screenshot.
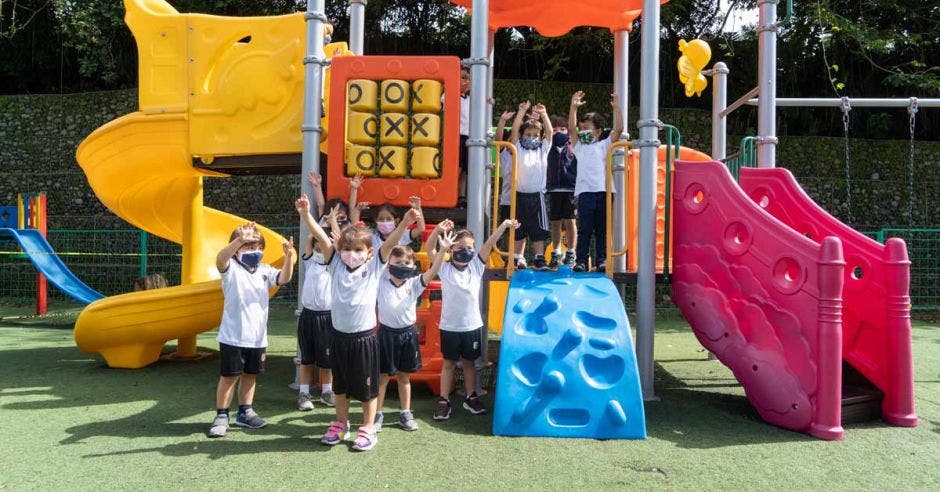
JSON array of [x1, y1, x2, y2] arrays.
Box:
[[670, 160, 917, 440]]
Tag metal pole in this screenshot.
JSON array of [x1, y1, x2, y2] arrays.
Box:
[[484, 29, 496, 233], [711, 62, 729, 160], [745, 97, 940, 108], [612, 29, 629, 273], [348, 0, 367, 55], [465, 0, 490, 242], [756, 0, 778, 168], [636, 0, 660, 401]]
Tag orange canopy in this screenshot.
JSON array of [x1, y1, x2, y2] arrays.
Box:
[[450, 1, 667, 36]]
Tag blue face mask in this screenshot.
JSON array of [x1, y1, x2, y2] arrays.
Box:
[[521, 136, 542, 150], [451, 248, 475, 264], [324, 35, 332, 44], [238, 251, 263, 270]]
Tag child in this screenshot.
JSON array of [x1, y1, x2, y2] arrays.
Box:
[[308, 171, 351, 229], [133, 273, 168, 291], [374, 220, 455, 432], [295, 205, 341, 411], [207, 223, 294, 438], [296, 194, 420, 452], [494, 110, 524, 257], [508, 100, 553, 270], [350, 194, 426, 250], [427, 218, 520, 419], [546, 115, 578, 268], [569, 91, 623, 273]]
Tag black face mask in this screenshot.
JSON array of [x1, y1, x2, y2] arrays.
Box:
[[451, 248, 475, 264], [389, 263, 419, 279]]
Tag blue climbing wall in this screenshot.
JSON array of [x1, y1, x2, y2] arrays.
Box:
[[493, 267, 646, 439]]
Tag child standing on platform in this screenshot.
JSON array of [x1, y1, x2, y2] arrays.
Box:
[[508, 100, 553, 270]]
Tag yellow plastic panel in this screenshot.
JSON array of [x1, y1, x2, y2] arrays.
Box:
[[376, 146, 407, 178], [380, 79, 410, 112], [346, 145, 377, 177], [380, 112, 410, 146], [347, 111, 378, 145], [348, 79, 378, 112], [125, 0, 188, 114], [410, 146, 441, 179], [411, 113, 440, 146], [487, 280, 509, 336], [411, 79, 443, 112]]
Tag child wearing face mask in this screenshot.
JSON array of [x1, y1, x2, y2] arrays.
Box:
[[568, 91, 623, 273], [348, 177, 426, 248], [297, 193, 420, 452], [373, 221, 455, 432], [546, 115, 578, 269], [308, 171, 352, 229], [425, 218, 520, 420], [207, 223, 295, 438], [508, 100, 553, 271]]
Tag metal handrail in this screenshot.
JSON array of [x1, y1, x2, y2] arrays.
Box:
[[605, 140, 633, 278], [490, 140, 519, 278], [661, 124, 681, 280]]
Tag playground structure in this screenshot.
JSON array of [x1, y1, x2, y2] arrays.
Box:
[[59, 0, 931, 441]]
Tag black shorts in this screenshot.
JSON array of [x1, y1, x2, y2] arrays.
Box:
[[514, 192, 550, 241], [378, 324, 422, 375], [219, 343, 265, 376], [329, 328, 380, 402], [440, 329, 482, 361], [297, 309, 332, 368], [459, 134, 469, 174], [547, 191, 576, 221], [499, 204, 511, 223]]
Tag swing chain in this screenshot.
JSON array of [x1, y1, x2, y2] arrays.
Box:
[[907, 97, 918, 228], [840, 97, 853, 224]]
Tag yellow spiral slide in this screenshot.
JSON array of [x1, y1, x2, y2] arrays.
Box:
[[74, 0, 347, 368]]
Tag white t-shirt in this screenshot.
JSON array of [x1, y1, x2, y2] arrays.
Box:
[[300, 254, 331, 311], [217, 261, 280, 348], [514, 139, 551, 193], [459, 95, 470, 136], [328, 252, 387, 333], [438, 254, 485, 332], [498, 149, 513, 206], [377, 273, 428, 329], [573, 136, 614, 196], [371, 229, 417, 250]]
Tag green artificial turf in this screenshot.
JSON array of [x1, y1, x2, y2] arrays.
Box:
[[0, 304, 938, 490]]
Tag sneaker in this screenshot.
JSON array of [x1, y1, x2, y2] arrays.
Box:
[[514, 258, 527, 270], [532, 255, 549, 271], [374, 411, 384, 433], [399, 410, 419, 431], [297, 393, 315, 412], [548, 253, 562, 269], [351, 426, 378, 452], [234, 409, 267, 429], [432, 398, 452, 420], [320, 420, 349, 445], [564, 252, 576, 267], [573, 262, 587, 272], [207, 413, 229, 438], [320, 391, 336, 407], [595, 262, 608, 273], [463, 393, 487, 415]]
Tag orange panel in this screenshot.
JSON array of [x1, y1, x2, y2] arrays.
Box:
[[327, 56, 461, 208], [449, 1, 665, 36]]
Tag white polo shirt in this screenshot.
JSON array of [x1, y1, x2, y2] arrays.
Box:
[[371, 229, 417, 250], [300, 254, 331, 311], [573, 136, 614, 196], [514, 139, 551, 193], [328, 252, 386, 333], [438, 254, 485, 332], [217, 261, 280, 348], [498, 149, 513, 206], [377, 273, 427, 329]]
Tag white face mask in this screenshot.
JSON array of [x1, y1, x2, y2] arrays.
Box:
[[341, 250, 368, 269], [376, 220, 396, 235]]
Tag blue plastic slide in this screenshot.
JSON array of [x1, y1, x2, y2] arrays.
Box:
[[0, 228, 105, 305], [493, 267, 646, 439]]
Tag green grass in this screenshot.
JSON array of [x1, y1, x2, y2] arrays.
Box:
[[0, 304, 938, 490]]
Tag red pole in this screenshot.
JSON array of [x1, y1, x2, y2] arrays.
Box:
[[36, 193, 48, 316]]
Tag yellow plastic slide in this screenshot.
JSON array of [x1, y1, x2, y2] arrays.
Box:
[[74, 0, 348, 368]]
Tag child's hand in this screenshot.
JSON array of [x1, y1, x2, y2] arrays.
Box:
[[500, 110, 515, 120], [409, 195, 422, 211], [356, 201, 371, 211], [571, 91, 585, 107], [610, 92, 620, 108], [438, 230, 457, 251], [403, 207, 421, 225], [518, 100, 531, 113], [350, 174, 364, 190], [534, 103, 547, 116], [295, 194, 310, 215], [282, 236, 294, 256], [325, 203, 341, 221], [307, 172, 322, 187], [236, 223, 260, 243], [502, 219, 521, 230], [436, 219, 454, 233]]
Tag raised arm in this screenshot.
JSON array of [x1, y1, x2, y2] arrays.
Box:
[[295, 194, 334, 259], [409, 196, 426, 242], [495, 110, 514, 142], [348, 174, 367, 224], [535, 103, 552, 137], [423, 229, 456, 285], [609, 92, 624, 143], [216, 223, 257, 272], [479, 218, 520, 261], [307, 172, 326, 214], [424, 219, 453, 255], [278, 236, 295, 285], [508, 100, 530, 144], [380, 207, 420, 262], [569, 91, 585, 138]]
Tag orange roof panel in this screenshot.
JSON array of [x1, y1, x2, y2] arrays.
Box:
[[450, 1, 666, 36]]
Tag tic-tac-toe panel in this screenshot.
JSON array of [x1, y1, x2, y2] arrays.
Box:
[[493, 268, 646, 439], [327, 56, 460, 208]]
